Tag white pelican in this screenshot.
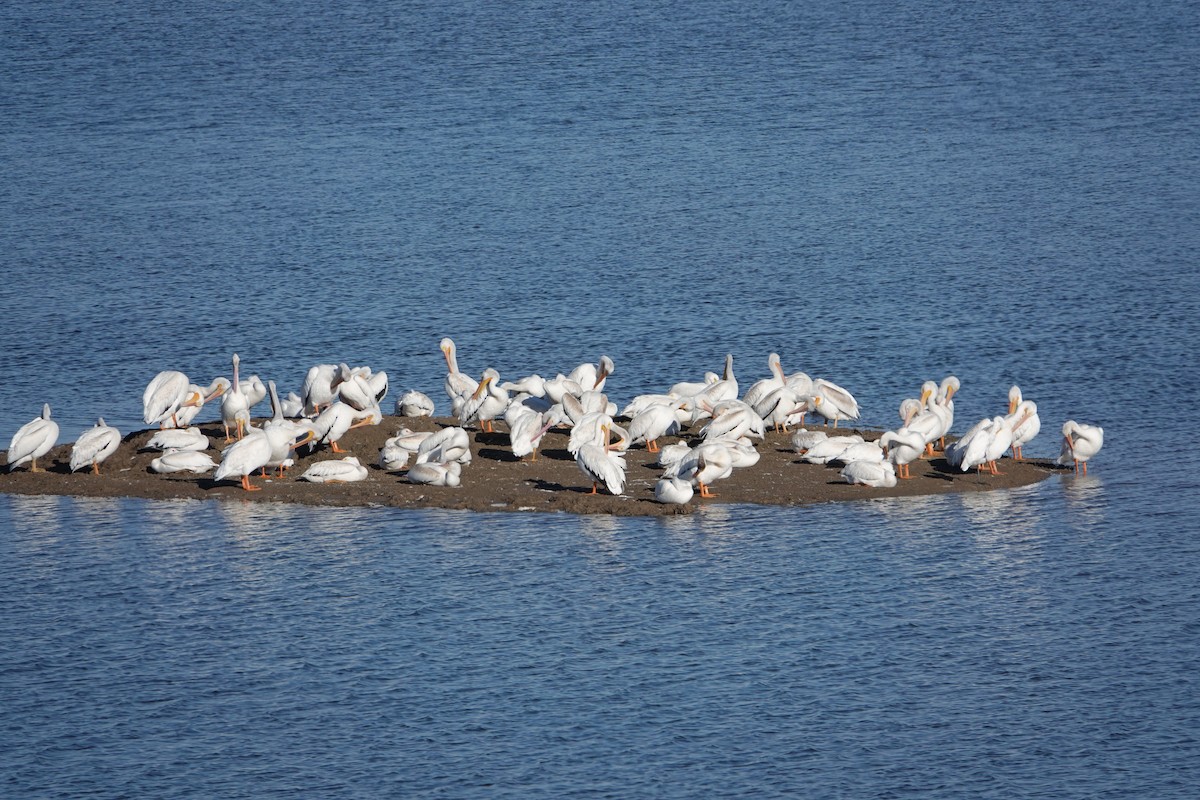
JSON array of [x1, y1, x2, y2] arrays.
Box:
[[441, 338, 478, 417], [668, 371, 720, 399], [656, 440, 694, 470], [300, 456, 369, 483], [509, 409, 557, 462], [543, 373, 584, 405], [1007, 385, 1024, 416], [880, 428, 925, 479], [934, 376, 959, 450], [568, 411, 615, 455], [396, 390, 435, 418], [944, 416, 992, 471], [336, 367, 378, 412], [809, 378, 859, 428], [741, 352, 787, 409], [143, 370, 199, 428], [416, 426, 472, 465], [7, 404, 59, 472], [263, 380, 316, 477], [654, 477, 694, 505], [693, 354, 738, 411], [1006, 400, 1041, 461], [904, 383, 950, 456], [145, 427, 209, 452], [700, 400, 764, 441], [983, 415, 1015, 475], [388, 426, 433, 454], [790, 428, 828, 453], [459, 368, 508, 433], [312, 401, 377, 453], [567, 355, 615, 393], [408, 460, 462, 487], [172, 377, 229, 428], [150, 449, 218, 474], [626, 401, 682, 453], [379, 440, 411, 472], [220, 353, 250, 441], [302, 363, 345, 416], [281, 391, 305, 418], [500, 374, 546, 398], [800, 434, 866, 465], [242, 373, 268, 411], [841, 459, 898, 488], [828, 441, 884, 466], [723, 436, 762, 468], [754, 385, 806, 432], [575, 424, 627, 495], [1057, 420, 1104, 475], [667, 441, 734, 498], [69, 418, 121, 474], [213, 426, 272, 491]]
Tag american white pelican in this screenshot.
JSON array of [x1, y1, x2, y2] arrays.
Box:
[[567, 355, 615, 393], [440, 338, 478, 417], [543, 373, 584, 405], [143, 370, 198, 428], [800, 434, 866, 465], [7, 404, 59, 472], [790, 428, 827, 453], [149, 449, 218, 474], [312, 401, 377, 453], [841, 459, 897, 488], [500, 374, 547, 398], [300, 456, 369, 483], [879, 428, 925, 479], [213, 426, 273, 491], [983, 415, 1015, 475], [904, 384, 950, 456], [952, 417, 1012, 475], [700, 400, 764, 442], [575, 424, 627, 495], [944, 416, 992, 471], [754, 385, 807, 432], [828, 441, 885, 466], [934, 376, 959, 450], [379, 439, 411, 472], [809, 378, 860, 428], [741, 352, 786, 409], [388, 426, 433, 454], [302, 363, 345, 416], [145, 427, 209, 452], [396, 390, 435, 418], [416, 426, 472, 465], [654, 477, 694, 505], [1057, 420, 1104, 475], [1006, 400, 1041, 461], [172, 377, 229, 428], [281, 391, 305, 418], [667, 441, 734, 498], [723, 436, 762, 468], [693, 354, 738, 411], [69, 418, 121, 474], [407, 460, 462, 487], [1007, 385, 1023, 416], [668, 371, 720, 399], [656, 440, 694, 470], [336, 367, 378, 412], [509, 409, 557, 462], [568, 411, 615, 455], [263, 381, 316, 477], [626, 401, 682, 453], [242, 373, 268, 411], [220, 353, 251, 441], [459, 368, 509, 433]]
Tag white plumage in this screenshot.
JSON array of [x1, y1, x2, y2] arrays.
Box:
[[70, 418, 121, 474]]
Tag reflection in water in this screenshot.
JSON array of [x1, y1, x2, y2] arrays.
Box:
[[6, 494, 67, 541], [1059, 473, 1107, 533]]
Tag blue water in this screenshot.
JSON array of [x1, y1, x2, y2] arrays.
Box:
[[3, 0, 1199, 796]]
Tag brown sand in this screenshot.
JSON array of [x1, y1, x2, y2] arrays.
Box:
[[0, 415, 1061, 516]]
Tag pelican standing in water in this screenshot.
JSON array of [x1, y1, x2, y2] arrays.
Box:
[[1057, 420, 1104, 475], [7, 404, 59, 472], [70, 418, 122, 474]]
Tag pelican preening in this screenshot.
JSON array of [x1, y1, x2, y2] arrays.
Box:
[[7, 404, 59, 472], [1057, 420, 1103, 475], [70, 418, 121, 474]]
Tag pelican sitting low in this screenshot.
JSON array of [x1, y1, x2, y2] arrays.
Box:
[[300, 456, 369, 483], [7, 404, 59, 472], [69, 418, 121, 474], [1057, 420, 1104, 475], [396, 390, 436, 418], [841, 459, 898, 488], [416, 426, 472, 465], [408, 460, 462, 487], [145, 427, 209, 452], [654, 476, 694, 505], [150, 450, 218, 474]]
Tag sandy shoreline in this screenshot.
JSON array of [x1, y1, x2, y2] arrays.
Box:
[[0, 415, 1064, 517]]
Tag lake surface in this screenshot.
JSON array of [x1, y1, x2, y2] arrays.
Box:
[[2, 0, 1199, 796]]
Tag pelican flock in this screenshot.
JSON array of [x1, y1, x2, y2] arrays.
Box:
[[1, 340, 1102, 508]]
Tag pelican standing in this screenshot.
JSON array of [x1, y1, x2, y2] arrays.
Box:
[[220, 353, 250, 441], [213, 426, 272, 491], [69, 418, 121, 474], [668, 441, 734, 498], [441, 338, 478, 418], [741, 352, 787, 409], [143, 370, 197, 429], [1057, 420, 1104, 475], [626, 401, 682, 453], [7, 404, 59, 472], [575, 424, 627, 495], [1006, 400, 1041, 461], [302, 363, 345, 416], [880, 428, 925, 479]]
